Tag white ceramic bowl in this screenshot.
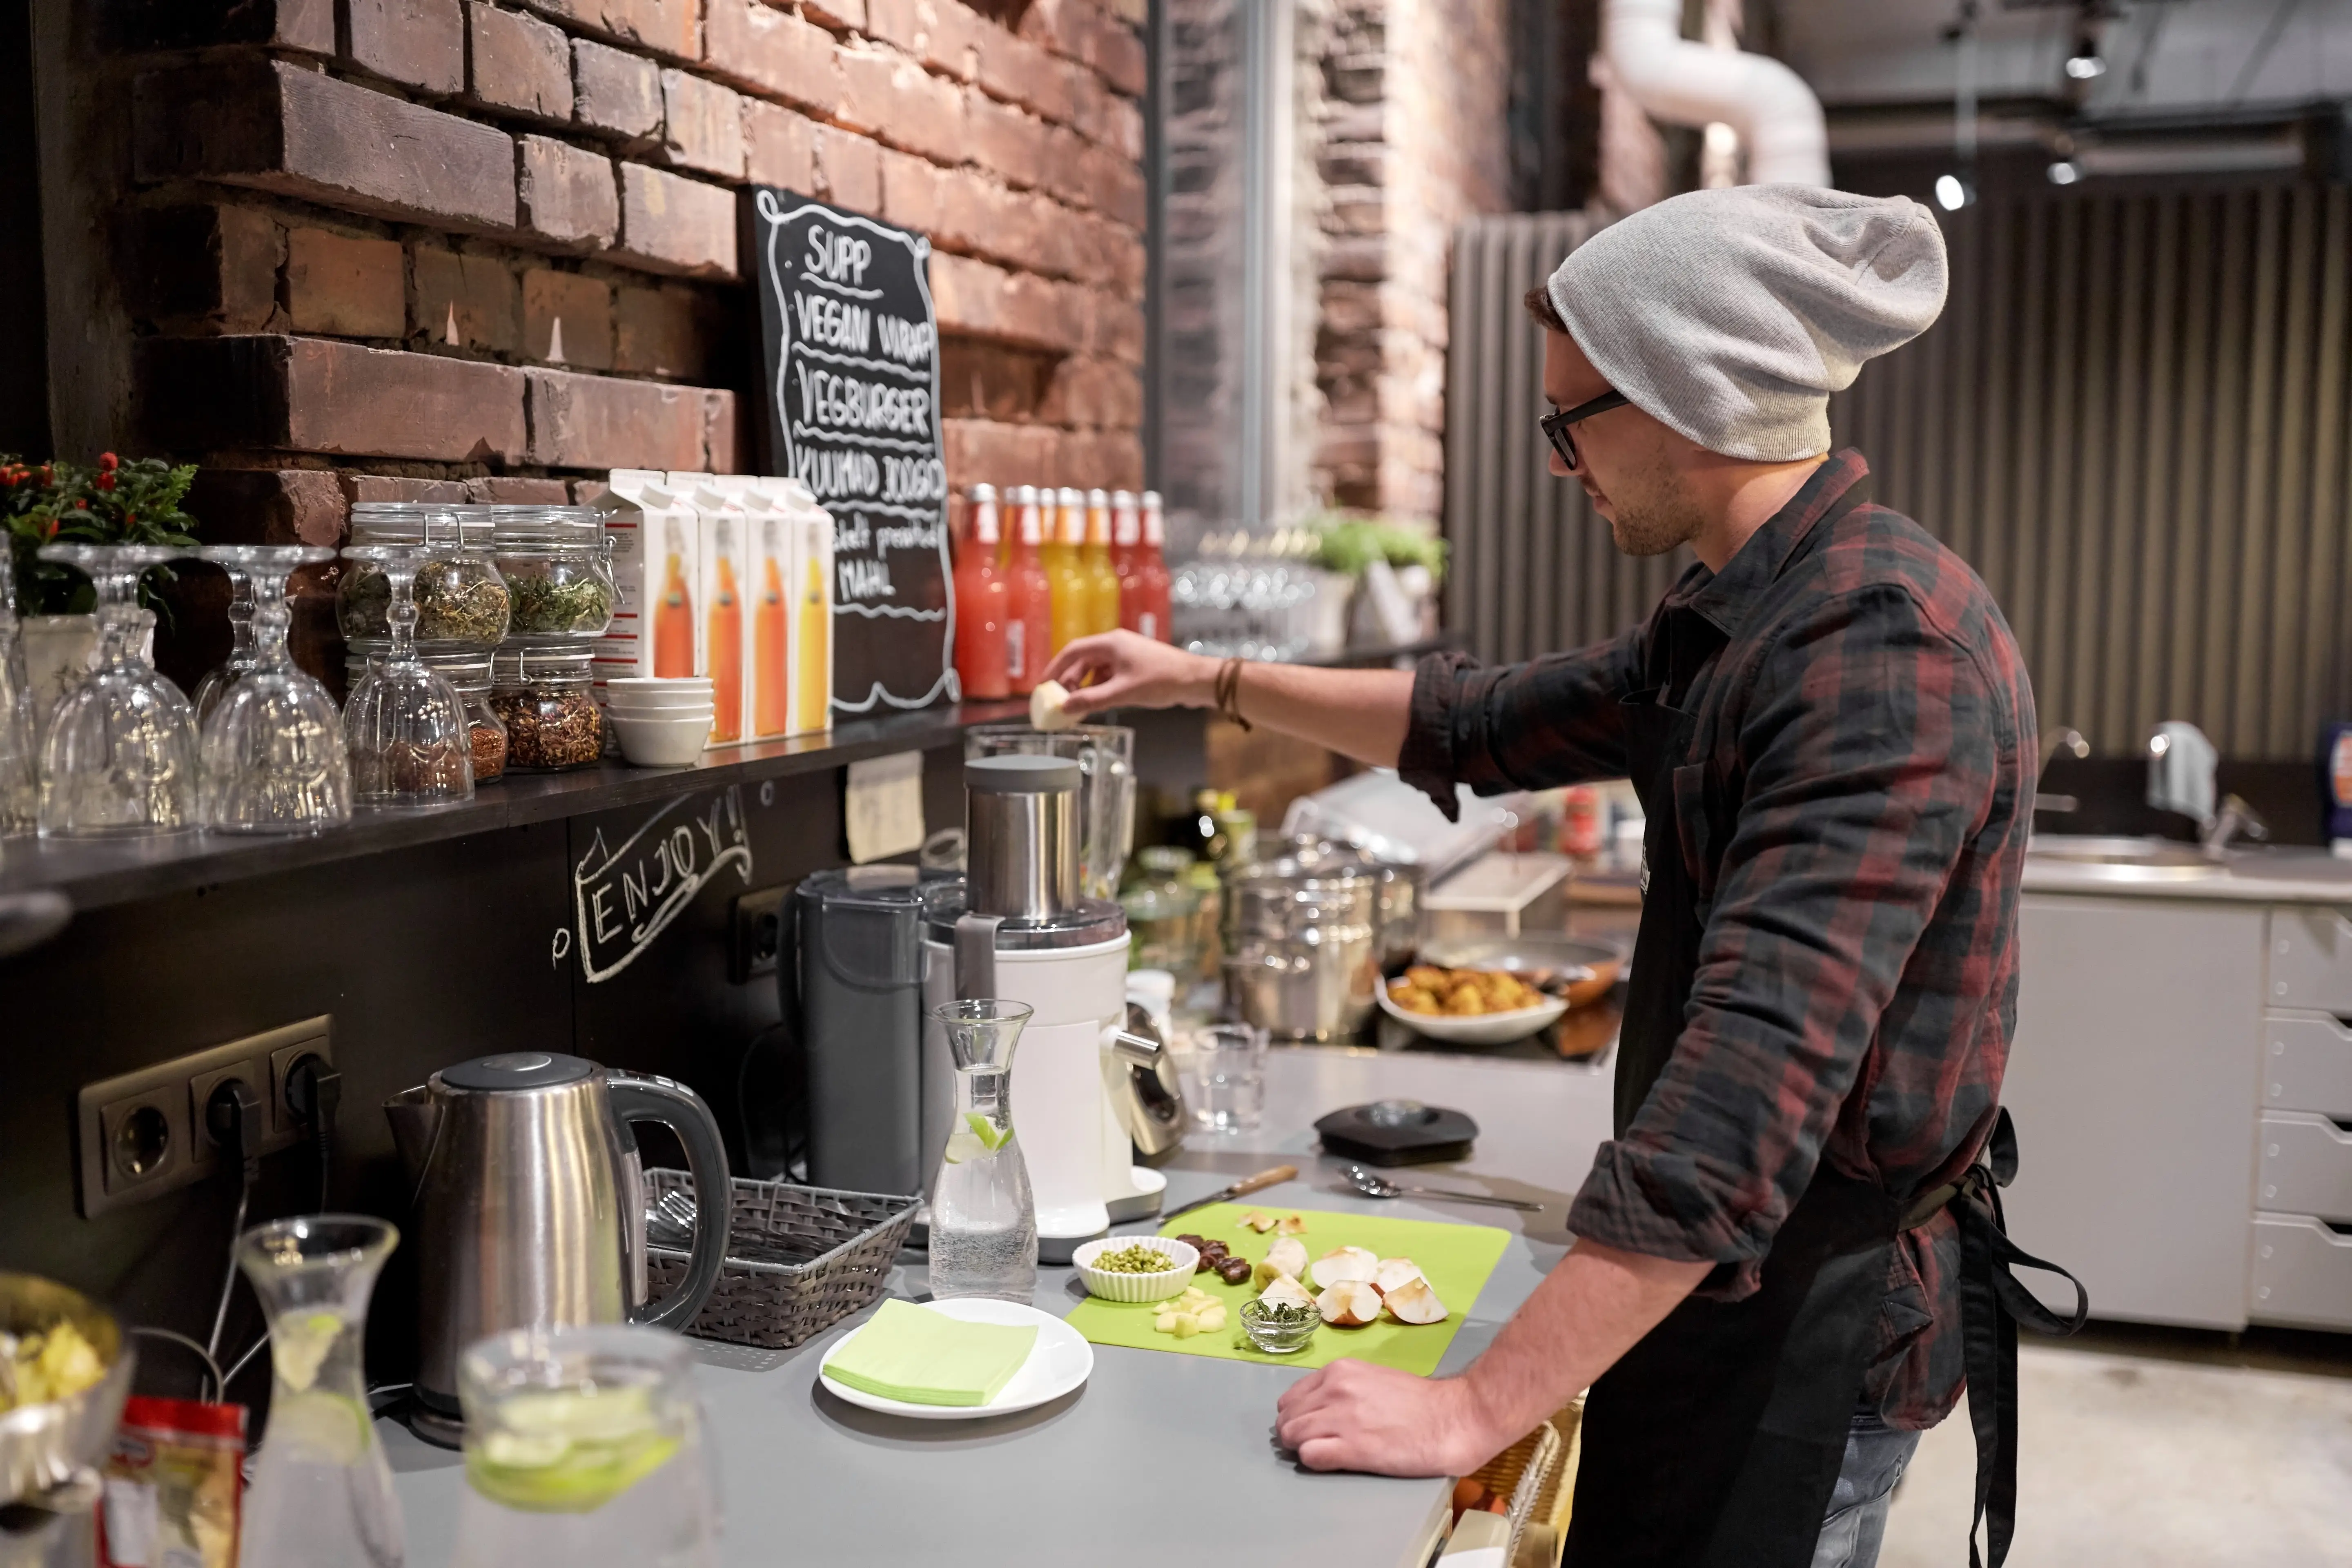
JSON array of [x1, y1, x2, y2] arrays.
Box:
[[604, 685, 717, 704], [606, 697, 718, 719], [605, 677, 713, 693], [1376, 984, 1568, 1046], [1071, 1236, 1200, 1303], [611, 713, 713, 767]]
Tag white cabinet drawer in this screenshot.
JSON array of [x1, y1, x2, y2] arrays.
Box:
[[2267, 906, 2352, 1013], [2256, 1112, 2352, 1220], [2264, 1013, 2352, 1117], [2251, 1214, 2352, 1329]]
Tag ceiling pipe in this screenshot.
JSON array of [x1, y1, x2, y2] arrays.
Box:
[[1602, 0, 1831, 186]]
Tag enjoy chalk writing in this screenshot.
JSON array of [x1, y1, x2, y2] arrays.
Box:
[[572, 787, 753, 983]]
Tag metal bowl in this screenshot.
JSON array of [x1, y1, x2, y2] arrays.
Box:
[[0, 1274, 135, 1510]]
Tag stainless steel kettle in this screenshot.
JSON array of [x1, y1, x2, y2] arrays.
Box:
[[384, 1051, 730, 1446]]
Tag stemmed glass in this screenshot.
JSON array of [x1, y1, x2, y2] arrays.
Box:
[[190, 562, 258, 725], [0, 542, 35, 834], [35, 542, 198, 837], [341, 543, 473, 809], [197, 545, 350, 833]]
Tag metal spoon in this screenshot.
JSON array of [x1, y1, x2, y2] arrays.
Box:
[[1345, 1164, 1544, 1212]]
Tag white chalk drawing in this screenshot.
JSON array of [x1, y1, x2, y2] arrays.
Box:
[[572, 787, 754, 983]]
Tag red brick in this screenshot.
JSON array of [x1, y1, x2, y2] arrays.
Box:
[[121, 205, 285, 332], [975, 29, 1062, 122], [186, 467, 348, 548], [865, 0, 984, 81], [571, 38, 663, 138], [1086, 287, 1143, 364], [344, 0, 464, 93], [803, 0, 865, 29], [745, 100, 816, 190], [466, 2, 573, 120], [931, 252, 1078, 352], [614, 284, 709, 377], [463, 476, 573, 501], [703, 389, 742, 473], [339, 474, 470, 503], [285, 227, 405, 337], [810, 126, 880, 214], [134, 59, 515, 231], [1037, 355, 1139, 428], [412, 247, 523, 353], [658, 69, 746, 179], [524, 366, 708, 469], [942, 416, 1060, 490], [1095, 16, 1147, 97], [522, 268, 615, 368], [518, 0, 697, 62], [517, 134, 620, 248], [1080, 140, 1145, 227], [699, 0, 840, 109], [964, 90, 1048, 190], [1053, 428, 1142, 490], [1037, 125, 1089, 208], [116, 0, 335, 52], [835, 46, 967, 165], [570, 478, 613, 504], [141, 335, 527, 461], [615, 164, 738, 277]]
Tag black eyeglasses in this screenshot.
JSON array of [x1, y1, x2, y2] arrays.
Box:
[[1539, 390, 1630, 472]]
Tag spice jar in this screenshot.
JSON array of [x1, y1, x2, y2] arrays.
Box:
[[338, 504, 510, 652], [490, 646, 605, 771], [348, 650, 508, 782], [491, 506, 617, 643]]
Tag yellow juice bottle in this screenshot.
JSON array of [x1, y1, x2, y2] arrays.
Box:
[[1081, 487, 1122, 637], [709, 520, 743, 743], [753, 515, 790, 737], [794, 514, 831, 731], [1044, 485, 1087, 657]]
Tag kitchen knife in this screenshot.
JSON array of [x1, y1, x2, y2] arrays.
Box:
[[1155, 1165, 1299, 1225]]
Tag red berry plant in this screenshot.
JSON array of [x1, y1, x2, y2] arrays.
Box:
[[2, 452, 201, 617]]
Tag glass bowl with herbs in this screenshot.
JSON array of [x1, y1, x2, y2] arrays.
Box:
[[1238, 1296, 1320, 1355], [337, 504, 510, 653], [489, 506, 616, 644]]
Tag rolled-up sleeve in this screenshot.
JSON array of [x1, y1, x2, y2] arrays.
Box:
[[1395, 631, 1646, 818], [1566, 585, 2009, 1292]]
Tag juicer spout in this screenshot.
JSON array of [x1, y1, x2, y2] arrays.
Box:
[[383, 1083, 440, 1189]]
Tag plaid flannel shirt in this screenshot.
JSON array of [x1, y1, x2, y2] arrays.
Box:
[[1399, 450, 2034, 1427]]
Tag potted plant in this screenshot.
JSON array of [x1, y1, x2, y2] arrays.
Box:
[[2, 453, 201, 720]]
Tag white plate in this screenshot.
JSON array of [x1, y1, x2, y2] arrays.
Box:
[[1377, 984, 1568, 1045], [817, 1298, 1093, 1420]]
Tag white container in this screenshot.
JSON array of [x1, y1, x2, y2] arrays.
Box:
[[736, 481, 799, 742], [610, 713, 713, 767], [788, 490, 834, 738], [593, 470, 702, 695], [680, 479, 749, 748], [1424, 850, 1573, 944], [1071, 1236, 1198, 1303]]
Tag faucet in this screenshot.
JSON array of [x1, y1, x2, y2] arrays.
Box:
[[2035, 727, 2088, 815], [2146, 721, 2268, 858]]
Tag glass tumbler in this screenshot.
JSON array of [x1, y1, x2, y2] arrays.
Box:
[[341, 543, 474, 808], [236, 1215, 404, 1568], [1185, 1022, 1267, 1134], [927, 1000, 1038, 1303], [198, 546, 350, 833], [35, 543, 198, 837], [452, 1324, 718, 1568]]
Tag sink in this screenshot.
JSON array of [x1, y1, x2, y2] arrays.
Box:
[[2025, 835, 2216, 881]]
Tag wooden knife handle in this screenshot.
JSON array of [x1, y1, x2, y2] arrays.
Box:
[[1225, 1165, 1297, 1198]]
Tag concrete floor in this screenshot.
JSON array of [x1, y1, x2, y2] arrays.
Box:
[[1881, 1325, 2352, 1567]]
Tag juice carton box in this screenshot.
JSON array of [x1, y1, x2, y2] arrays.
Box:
[[592, 470, 702, 703], [679, 479, 749, 748]]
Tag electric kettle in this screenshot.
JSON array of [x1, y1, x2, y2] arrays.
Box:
[[385, 1052, 730, 1446]]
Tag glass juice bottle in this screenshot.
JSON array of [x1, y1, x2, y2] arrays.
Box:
[[1136, 490, 1174, 643], [752, 514, 791, 737], [1111, 489, 1143, 634], [1003, 486, 1052, 696], [1081, 488, 1123, 638], [953, 484, 1011, 700], [1044, 486, 1087, 659], [707, 518, 742, 744], [927, 1000, 1038, 1302], [653, 518, 695, 679]]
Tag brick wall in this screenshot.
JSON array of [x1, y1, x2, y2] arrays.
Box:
[[36, 0, 1148, 675]]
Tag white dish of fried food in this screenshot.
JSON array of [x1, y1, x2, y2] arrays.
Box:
[[1379, 964, 1569, 1045]]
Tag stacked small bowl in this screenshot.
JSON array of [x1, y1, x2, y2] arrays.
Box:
[[605, 678, 714, 766]]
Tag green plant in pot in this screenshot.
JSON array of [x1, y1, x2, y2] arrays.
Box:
[[3, 453, 202, 722]]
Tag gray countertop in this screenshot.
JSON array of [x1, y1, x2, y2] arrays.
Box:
[[379, 1044, 1619, 1567], [2023, 842, 2352, 904]]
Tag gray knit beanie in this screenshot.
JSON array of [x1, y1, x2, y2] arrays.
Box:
[[1547, 185, 1948, 462]]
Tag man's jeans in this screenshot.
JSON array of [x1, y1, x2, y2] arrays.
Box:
[[1811, 1415, 1922, 1568]]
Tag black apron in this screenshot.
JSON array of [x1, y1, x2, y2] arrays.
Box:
[[1563, 686, 2087, 1568]]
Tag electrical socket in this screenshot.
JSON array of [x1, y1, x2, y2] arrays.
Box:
[[729, 882, 796, 984], [76, 1016, 333, 1218]]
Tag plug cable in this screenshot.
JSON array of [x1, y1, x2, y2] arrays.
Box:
[[285, 1055, 341, 1211], [128, 1326, 227, 1404], [203, 1080, 266, 1368]]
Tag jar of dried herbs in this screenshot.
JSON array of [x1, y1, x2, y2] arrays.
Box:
[[491, 506, 617, 642], [338, 504, 510, 651], [348, 650, 508, 782], [490, 646, 605, 771]]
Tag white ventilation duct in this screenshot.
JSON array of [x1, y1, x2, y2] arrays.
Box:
[[1602, 0, 1830, 187]]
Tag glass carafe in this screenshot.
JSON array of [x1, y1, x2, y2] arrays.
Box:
[[927, 1000, 1039, 1302], [236, 1215, 404, 1568], [198, 545, 351, 832], [451, 1325, 718, 1568], [35, 543, 198, 836]]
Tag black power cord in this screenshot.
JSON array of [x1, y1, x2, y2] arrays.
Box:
[[203, 1079, 265, 1367], [285, 1054, 342, 1211]]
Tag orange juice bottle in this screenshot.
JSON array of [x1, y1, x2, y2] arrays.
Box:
[[709, 518, 743, 742], [653, 517, 695, 677], [753, 513, 790, 736], [795, 512, 831, 730], [1045, 486, 1088, 657], [1081, 488, 1122, 637], [1002, 485, 1052, 695]]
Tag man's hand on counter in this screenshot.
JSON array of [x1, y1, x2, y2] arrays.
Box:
[[1276, 1240, 1712, 1477]]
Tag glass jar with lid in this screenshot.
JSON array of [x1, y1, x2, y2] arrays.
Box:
[[338, 504, 510, 652], [490, 646, 606, 771], [357, 649, 508, 783], [490, 506, 617, 644]]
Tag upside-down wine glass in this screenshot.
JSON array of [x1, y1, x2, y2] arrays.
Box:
[[0, 541, 34, 834], [190, 561, 257, 726], [35, 542, 198, 837], [340, 543, 473, 809], [198, 545, 350, 833]]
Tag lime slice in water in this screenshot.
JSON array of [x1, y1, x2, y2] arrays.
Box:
[[270, 1311, 346, 1393], [466, 1385, 681, 1515], [963, 1111, 1012, 1152], [268, 1389, 372, 1466], [942, 1128, 987, 1165]]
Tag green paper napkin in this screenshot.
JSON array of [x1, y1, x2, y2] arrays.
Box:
[[821, 1299, 1039, 1407]]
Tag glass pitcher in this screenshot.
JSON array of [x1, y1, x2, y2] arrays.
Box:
[[451, 1324, 718, 1568], [236, 1215, 404, 1568], [926, 1000, 1038, 1302]]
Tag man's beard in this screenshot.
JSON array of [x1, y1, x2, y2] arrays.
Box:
[[1604, 450, 1708, 558]]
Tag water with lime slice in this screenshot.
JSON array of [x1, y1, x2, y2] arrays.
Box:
[[927, 1062, 1037, 1301]]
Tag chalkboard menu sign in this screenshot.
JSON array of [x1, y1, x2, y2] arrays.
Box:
[[746, 188, 955, 713]]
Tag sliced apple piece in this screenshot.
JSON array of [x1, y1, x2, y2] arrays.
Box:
[[1029, 678, 1076, 731], [1316, 1280, 1382, 1327], [1263, 1236, 1309, 1281], [1276, 1214, 1309, 1235], [1384, 1276, 1448, 1324], [1258, 1274, 1316, 1311], [1309, 1245, 1380, 1290], [1239, 1209, 1277, 1233], [1372, 1257, 1424, 1297]]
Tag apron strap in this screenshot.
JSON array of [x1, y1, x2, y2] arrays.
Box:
[[1952, 1109, 2089, 1568]]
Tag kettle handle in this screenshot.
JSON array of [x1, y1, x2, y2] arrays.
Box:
[[608, 1072, 733, 1333]]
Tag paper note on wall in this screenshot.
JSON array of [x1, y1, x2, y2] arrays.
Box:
[[845, 751, 925, 864]]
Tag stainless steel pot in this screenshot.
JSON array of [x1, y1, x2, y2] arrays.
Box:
[[1223, 855, 1380, 1040], [1281, 834, 1427, 971]]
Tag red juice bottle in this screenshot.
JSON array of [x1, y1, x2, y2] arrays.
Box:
[[1136, 489, 1174, 643], [1111, 489, 1144, 632], [953, 483, 1011, 700], [1002, 484, 1054, 695]]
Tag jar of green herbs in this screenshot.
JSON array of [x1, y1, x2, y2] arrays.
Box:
[[490, 506, 617, 643], [337, 504, 510, 652]]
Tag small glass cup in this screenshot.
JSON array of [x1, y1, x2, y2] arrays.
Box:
[[1184, 1022, 1267, 1134], [35, 543, 199, 837], [197, 545, 350, 833], [341, 543, 474, 809]]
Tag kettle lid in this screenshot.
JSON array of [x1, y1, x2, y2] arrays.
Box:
[[440, 1051, 594, 1091]]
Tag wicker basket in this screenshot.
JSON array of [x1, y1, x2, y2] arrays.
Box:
[[642, 1170, 920, 1350], [1454, 1394, 1586, 1568]]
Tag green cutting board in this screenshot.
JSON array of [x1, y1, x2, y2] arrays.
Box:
[[1063, 1205, 1511, 1374]]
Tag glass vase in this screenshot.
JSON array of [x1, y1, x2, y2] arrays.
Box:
[[926, 1000, 1038, 1303], [236, 1215, 405, 1568]]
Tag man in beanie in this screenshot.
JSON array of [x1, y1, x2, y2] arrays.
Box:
[[1045, 187, 2068, 1567]]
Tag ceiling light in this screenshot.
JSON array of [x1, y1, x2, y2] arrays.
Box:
[[2047, 159, 2082, 185], [1934, 173, 1975, 210], [2065, 51, 2107, 80]]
